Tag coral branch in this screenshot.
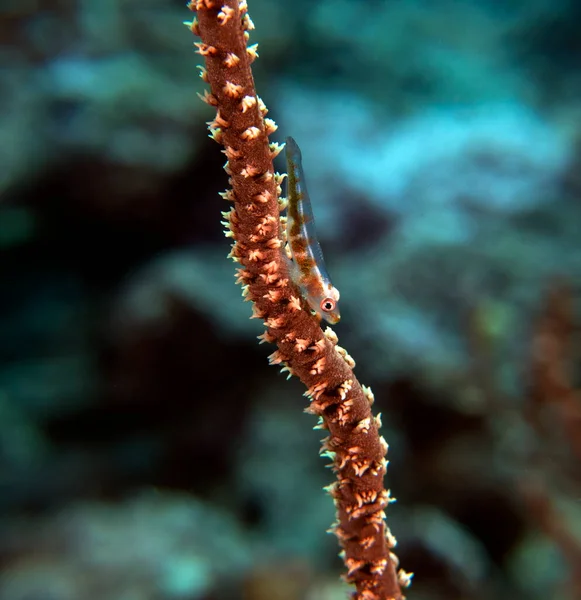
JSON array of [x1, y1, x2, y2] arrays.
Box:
[[529, 282, 581, 465], [187, 2, 408, 598]]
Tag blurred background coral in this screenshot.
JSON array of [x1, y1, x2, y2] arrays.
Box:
[[1, 1, 580, 599]]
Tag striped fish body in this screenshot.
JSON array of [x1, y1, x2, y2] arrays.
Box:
[[285, 136, 340, 324]]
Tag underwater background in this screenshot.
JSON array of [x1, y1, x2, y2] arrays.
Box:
[[1, 0, 581, 598]]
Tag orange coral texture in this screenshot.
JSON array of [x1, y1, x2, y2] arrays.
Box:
[[187, 1, 407, 598]]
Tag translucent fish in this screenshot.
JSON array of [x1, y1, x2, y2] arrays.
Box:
[[285, 136, 340, 324]]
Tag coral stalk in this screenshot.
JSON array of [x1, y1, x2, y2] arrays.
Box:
[[186, 2, 408, 598], [529, 283, 581, 464]]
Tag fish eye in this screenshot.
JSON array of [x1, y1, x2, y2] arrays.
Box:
[[321, 298, 335, 312]]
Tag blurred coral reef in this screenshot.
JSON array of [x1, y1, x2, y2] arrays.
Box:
[[1, 0, 580, 599]]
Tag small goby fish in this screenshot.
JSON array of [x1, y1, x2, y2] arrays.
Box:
[[285, 136, 340, 324]]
